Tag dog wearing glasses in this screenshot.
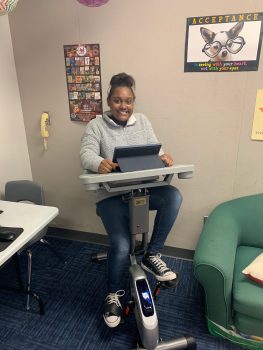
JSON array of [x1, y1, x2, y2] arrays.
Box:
[[200, 22, 245, 62]]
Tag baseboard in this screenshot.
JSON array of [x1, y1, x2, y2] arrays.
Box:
[[47, 227, 194, 260]]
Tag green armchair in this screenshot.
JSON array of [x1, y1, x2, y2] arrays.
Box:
[[194, 194, 263, 349]]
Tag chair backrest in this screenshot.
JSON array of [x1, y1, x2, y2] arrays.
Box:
[[210, 193, 263, 247], [5, 180, 45, 205]]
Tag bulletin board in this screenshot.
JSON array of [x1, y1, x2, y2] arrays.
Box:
[[64, 44, 103, 122]]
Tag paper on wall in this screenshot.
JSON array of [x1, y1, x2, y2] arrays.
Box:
[[251, 89, 263, 141]]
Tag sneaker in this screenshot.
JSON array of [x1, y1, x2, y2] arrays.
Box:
[[141, 253, 177, 282], [103, 290, 125, 328]]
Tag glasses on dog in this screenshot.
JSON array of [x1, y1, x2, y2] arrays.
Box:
[[202, 36, 246, 58]]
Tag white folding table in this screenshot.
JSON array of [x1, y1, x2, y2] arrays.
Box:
[[0, 200, 58, 314], [0, 200, 58, 266]]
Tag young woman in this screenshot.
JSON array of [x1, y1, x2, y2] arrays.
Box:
[[80, 73, 182, 328]]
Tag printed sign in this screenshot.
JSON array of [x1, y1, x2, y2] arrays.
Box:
[[184, 12, 263, 72], [64, 44, 103, 122], [251, 89, 263, 141]]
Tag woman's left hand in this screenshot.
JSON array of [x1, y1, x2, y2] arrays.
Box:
[[160, 153, 174, 167]]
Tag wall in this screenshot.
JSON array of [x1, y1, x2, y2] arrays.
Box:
[[0, 15, 32, 197], [8, 0, 263, 250]]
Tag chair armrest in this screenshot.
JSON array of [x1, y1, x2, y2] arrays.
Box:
[[194, 206, 240, 328]]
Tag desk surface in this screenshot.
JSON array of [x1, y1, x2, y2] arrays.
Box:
[[80, 164, 194, 191], [0, 200, 58, 266], [80, 164, 194, 184]]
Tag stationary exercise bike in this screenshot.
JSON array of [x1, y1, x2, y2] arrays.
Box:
[[80, 164, 196, 350]]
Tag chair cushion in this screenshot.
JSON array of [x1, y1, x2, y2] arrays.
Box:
[[233, 246, 263, 321], [242, 252, 263, 284]]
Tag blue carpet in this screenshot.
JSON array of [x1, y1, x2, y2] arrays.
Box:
[[0, 237, 244, 350]]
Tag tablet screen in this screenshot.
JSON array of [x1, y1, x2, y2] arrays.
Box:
[[112, 144, 161, 162]]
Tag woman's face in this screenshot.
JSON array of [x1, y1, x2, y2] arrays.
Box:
[[107, 86, 135, 124]]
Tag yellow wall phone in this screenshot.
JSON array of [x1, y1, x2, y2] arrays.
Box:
[[41, 112, 50, 150]]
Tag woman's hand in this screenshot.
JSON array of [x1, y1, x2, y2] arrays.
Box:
[[160, 154, 174, 167], [98, 159, 118, 173]]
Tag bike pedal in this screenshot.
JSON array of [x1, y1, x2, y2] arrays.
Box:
[[161, 277, 179, 289], [124, 300, 134, 317]]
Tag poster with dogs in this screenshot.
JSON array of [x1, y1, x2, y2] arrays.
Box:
[[64, 44, 103, 122], [184, 12, 263, 72]]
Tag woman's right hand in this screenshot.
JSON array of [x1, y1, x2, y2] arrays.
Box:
[[98, 159, 118, 173]]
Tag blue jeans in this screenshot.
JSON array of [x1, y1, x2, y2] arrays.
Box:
[[96, 185, 182, 292]]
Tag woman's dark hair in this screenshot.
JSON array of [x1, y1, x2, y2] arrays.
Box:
[[107, 72, 135, 100]]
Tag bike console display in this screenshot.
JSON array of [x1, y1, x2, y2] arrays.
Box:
[[136, 279, 154, 317]]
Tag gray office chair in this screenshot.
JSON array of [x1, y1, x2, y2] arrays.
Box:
[[4, 180, 63, 312]]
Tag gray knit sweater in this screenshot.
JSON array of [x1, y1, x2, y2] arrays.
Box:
[[80, 111, 163, 202]]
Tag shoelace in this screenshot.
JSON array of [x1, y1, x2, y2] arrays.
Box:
[[105, 290, 125, 308], [148, 253, 169, 273]]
